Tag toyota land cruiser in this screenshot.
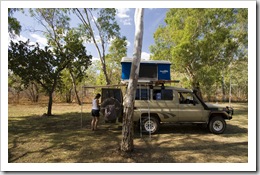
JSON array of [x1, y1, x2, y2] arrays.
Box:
[[101, 84, 233, 134]]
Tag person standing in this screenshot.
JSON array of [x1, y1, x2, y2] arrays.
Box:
[[91, 93, 101, 131]]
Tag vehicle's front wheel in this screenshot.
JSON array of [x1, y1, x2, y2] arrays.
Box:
[[142, 117, 159, 134], [209, 116, 226, 134]]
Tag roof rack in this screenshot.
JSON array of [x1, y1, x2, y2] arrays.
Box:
[[121, 79, 180, 86], [82, 84, 126, 89]]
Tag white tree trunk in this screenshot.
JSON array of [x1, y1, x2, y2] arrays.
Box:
[[121, 8, 144, 152]]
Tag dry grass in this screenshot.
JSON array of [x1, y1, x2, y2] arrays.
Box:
[[8, 102, 248, 163]]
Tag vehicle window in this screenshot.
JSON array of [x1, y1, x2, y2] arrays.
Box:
[[153, 89, 173, 100], [135, 89, 150, 100], [178, 92, 199, 104]]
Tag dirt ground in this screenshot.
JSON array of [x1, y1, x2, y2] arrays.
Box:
[[7, 102, 248, 165]]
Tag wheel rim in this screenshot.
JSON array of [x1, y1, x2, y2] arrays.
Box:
[[144, 120, 156, 132], [213, 120, 223, 132]]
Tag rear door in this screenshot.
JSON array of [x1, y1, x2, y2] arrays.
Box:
[[101, 88, 123, 103]]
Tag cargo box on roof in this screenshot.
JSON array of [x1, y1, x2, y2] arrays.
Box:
[[121, 57, 171, 82]]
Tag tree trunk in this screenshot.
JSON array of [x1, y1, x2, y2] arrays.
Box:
[[47, 91, 53, 116], [101, 56, 111, 85], [27, 82, 39, 103], [70, 71, 81, 105], [33, 83, 39, 102], [47, 78, 58, 116], [121, 107, 134, 152], [75, 8, 111, 85], [221, 74, 226, 102], [66, 88, 72, 103], [121, 8, 144, 152], [17, 91, 20, 104]]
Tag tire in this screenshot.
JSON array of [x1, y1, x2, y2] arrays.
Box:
[[209, 116, 226, 134], [100, 97, 122, 122], [142, 117, 159, 134]]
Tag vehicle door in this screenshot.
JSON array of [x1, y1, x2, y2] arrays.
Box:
[[178, 92, 205, 122], [133, 87, 151, 121], [149, 88, 179, 122]]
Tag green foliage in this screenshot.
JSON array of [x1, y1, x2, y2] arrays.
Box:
[[227, 59, 248, 100], [8, 71, 24, 92], [58, 69, 73, 103], [96, 8, 120, 42], [150, 8, 248, 100], [8, 71, 24, 103], [8, 40, 60, 94], [106, 36, 128, 84], [29, 8, 70, 32], [28, 9, 92, 105], [84, 61, 101, 86], [8, 8, 22, 38], [64, 29, 92, 82]]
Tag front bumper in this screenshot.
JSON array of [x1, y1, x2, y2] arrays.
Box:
[[224, 106, 234, 119]]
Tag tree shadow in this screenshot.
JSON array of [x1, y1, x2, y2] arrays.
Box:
[[8, 111, 248, 163], [8, 112, 123, 163]]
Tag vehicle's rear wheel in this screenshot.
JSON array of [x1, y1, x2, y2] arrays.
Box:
[[142, 117, 159, 134], [209, 116, 226, 134]]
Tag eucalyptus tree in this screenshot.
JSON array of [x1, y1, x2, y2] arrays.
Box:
[[29, 8, 92, 105], [121, 8, 144, 152], [104, 36, 128, 85], [73, 8, 120, 85], [150, 9, 247, 100], [63, 29, 92, 104]]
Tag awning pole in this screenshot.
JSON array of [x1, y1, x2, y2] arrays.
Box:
[[81, 86, 83, 128]]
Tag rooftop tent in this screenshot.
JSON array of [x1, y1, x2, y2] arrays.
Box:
[[121, 57, 171, 82]]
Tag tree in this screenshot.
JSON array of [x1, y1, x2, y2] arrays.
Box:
[[105, 36, 128, 85], [64, 29, 92, 104], [57, 69, 73, 103], [121, 8, 144, 152], [8, 71, 24, 103], [150, 9, 246, 99], [73, 8, 120, 85], [25, 81, 40, 103], [8, 40, 65, 115], [8, 8, 22, 38], [8, 28, 92, 116], [29, 8, 92, 105]]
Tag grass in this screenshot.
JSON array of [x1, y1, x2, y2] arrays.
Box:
[[8, 102, 248, 163]]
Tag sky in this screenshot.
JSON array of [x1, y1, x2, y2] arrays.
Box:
[[11, 8, 168, 60]]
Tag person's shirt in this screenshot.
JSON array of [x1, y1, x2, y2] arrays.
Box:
[[92, 99, 99, 110]]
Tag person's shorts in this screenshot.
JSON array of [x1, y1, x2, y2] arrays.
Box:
[[91, 109, 100, 117]]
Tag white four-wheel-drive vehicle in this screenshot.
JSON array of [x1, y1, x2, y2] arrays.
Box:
[[100, 58, 234, 134]]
